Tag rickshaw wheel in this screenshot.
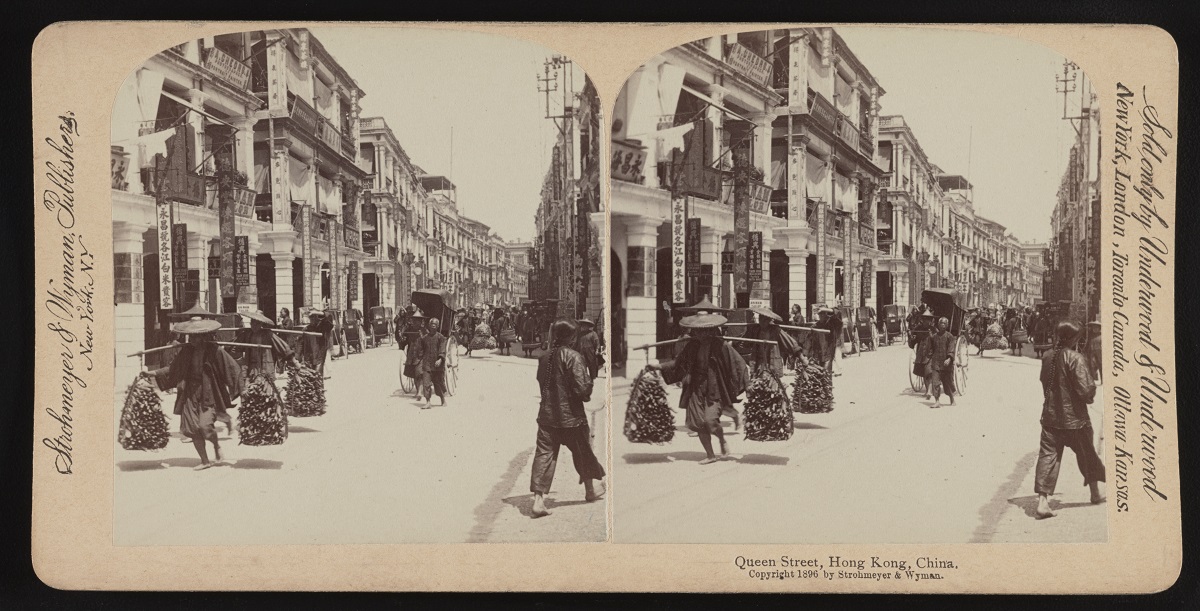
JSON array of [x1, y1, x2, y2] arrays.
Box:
[[954, 335, 969, 394], [445, 365, 458, 396], [907, 351, 927, 393]]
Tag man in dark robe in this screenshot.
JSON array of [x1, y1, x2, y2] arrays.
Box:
[[1035, 320, 1105, 517], [925, 316, 958, 407], [239, 311, 296, 378], [301, 311, 334, 378], [652, 316, 749, 465], [529, 319, 606, 517], [144, 319, 243, 470], [413, 318, 447, 407], [573, 319, 601, 381]]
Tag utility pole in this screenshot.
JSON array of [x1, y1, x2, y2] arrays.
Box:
[[538, 55, 577, 317]]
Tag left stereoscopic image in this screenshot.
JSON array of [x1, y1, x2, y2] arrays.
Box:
[[110, 27, 606, 544]]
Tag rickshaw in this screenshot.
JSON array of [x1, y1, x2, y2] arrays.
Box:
[[340, 308, 367, 354], [409, 289, 460, 396], [855, 306, 876, 352], [906, 288, 971, 395], [397, 312, 426, 394], [881, 304, 904, 345], [906, 312, 935, 393], [369, 305, 393, 347]]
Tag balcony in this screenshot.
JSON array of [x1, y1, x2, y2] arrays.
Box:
[[288, 92, 356, 162]]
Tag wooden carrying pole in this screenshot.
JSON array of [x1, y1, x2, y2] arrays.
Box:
[[217, 327, 322, 336], [127, 342, 272, 357]]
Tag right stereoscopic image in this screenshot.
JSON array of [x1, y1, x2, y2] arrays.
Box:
[[609, 26, 1105, 544]]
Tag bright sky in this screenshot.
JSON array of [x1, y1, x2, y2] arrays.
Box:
[[311, 27, 576, 243], [837, 26, 1086, 244]]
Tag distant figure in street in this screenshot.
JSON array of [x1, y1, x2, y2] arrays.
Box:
[[495, 309, 515, 356], [520, 310, 540, 357], [302, 311, 334, 378], [530, 319, 606, 517], [650, 314, 749, 465], [814, 307, 844, 376], [413, 318, 448, 408], [1034, 320, 1105, 518], [923, 316, 957, 407], [789, 304, 805, 325], [1004, 309, 1025, 356], [239, 310, 296, 378], [277, 308, 293, 330], [574, 318, 601, 381], [142, 317, 242, 470]]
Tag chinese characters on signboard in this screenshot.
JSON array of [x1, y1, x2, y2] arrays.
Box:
[[204, 47, 252, 90], [721, 251, 733, 276], [749, 231, 763, 282], [671, 195, 686, 304], [234, 236, 250, 286], [611, 140, 646, 184], [724, 42, 773, 88], [171, 223, 189, 283], [348, 259, 359, 303], [156, 200, 174, 310], [302, 206, 314, 307], [861, 258, 873, 300], [815, 202, 826, 305], [686, 218, 700, 277]]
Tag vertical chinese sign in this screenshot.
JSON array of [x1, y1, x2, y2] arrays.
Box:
[[749, 231, 763, 283], [302, 206, 314, 308], [171, 223, 189, 309], [671, 195, 686, 304], [331, 220, 342, 311], [156, 200, 174, 310], [686, 217, 700, 302], [816, 202, 826, 306], [861, 258, 873, 301], [348, 259, 359, 304], [217, 151, 237, 306], [576, 204, 590, 317], [234, 236, 250, 287]]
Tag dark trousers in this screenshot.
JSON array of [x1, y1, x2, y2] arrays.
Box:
[[530, 424, 605, 494], [418, 370, 445, 399], [1035, 424, 1105, 495]]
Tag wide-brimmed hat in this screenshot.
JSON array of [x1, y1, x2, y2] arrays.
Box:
[[678, 297, 732, 314], [243, 310, 275, 327], [308, 310, 326, 318], [169, 303, 221, 320], [750, 306, 781, 322], [679, 313, 727, 329], [577, 318, 596, 328], [173, 316, 221, 335]]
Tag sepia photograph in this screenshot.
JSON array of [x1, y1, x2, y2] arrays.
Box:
[[610, 26, 1106, 544], [108, 26, 607, 545]]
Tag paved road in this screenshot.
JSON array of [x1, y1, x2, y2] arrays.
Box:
[[114, 343, 608, 545], [611, 341, 1106, 544]]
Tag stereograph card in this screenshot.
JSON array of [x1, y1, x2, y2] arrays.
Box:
[[30, 21, 1180, 593]]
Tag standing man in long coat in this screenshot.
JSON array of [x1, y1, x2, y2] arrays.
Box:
[[143, 317, 243, 470], [925, 316, 958, 407], [573, 318, 601, 381], [240, 311, 296, 378], [530, 319, 606, 517], [650, 314, 749, 465], [301, 310, 334, 378], [413, 317, 448, 408]]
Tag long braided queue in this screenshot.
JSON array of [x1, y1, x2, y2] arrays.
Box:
[[623, 366, 675, 444]]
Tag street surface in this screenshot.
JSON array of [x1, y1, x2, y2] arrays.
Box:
[[612, 341, 1106, 544], [114, 343, 608, 545]]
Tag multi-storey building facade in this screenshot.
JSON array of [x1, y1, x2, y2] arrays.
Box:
[[610, 27, 887, 362]]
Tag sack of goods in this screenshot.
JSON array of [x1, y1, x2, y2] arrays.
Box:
[[743, 368, 794, 442], [470, 334, 497, 350], [285, 363, 327, 417], [982, 335, 1009, 350], [792, 361, 834, 414], [498, 329, 518, 343], [623, 367, 675, 444], [237, 372, 289, 446], [118, 375, 171, 451]]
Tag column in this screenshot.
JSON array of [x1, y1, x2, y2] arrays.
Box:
[[237, 237, 260, 313], [699, 226, 722, 305], [114, 221, 146, 387], [623, 216, 661, 365], [187, 232, 209, 310], [186, 89, 207, 171], [233, 117, 258, 183], [785, 248, 808, 319], [273, 253, 297, 319], [754, 112, 773, 180]]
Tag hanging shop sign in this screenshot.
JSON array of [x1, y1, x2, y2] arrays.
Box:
[[686, 218, 701, 277], [675, 118, 721, 200], [671, 195, 687, 304], [348, 259, 359, 303], [204, 46, 252, 90], [208, 255, 220, 278], [156, 200, 174, 310], [234, 236, 251, 286], [749, 231, 763, 283], [171, 223, 189, 283], [724, 42, 773, 88], [815, 202, 827, 305], [861, 258, 873, 300], [721, 251, 733, 276], [156, 124, 205, 206], [611, 139, 646, 184]]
